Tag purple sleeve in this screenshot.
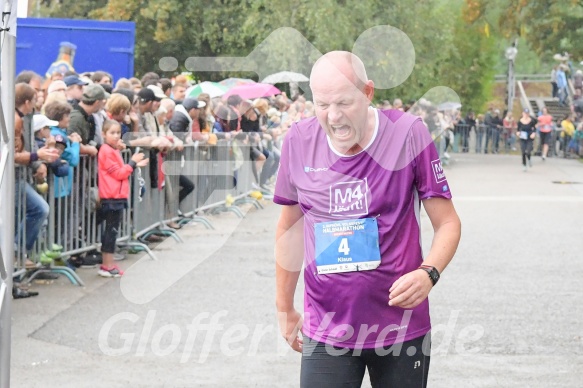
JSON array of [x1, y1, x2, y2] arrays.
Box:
[[273, 124, 299, 206], [409, 120, 452, 200]]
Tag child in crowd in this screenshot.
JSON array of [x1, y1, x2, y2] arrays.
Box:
[[33, 114, 56, 149], [45, 101, 82, 196], [32, 114, 69, 179], [97, 120, 148, 277]]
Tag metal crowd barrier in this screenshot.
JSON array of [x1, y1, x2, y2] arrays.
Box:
[[454, 124, 471, 153], [174, 140, 262, 220], [13, 138, 269, 286], [130, 147, 183, 246], [114, 149, 158, 259], [501, 126, 517, 153], [14, 164, 83, 286], [474, 124, 486, 153], [482, 125, 504, 154]]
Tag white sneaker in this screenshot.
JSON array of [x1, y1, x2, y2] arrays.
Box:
[[443, 152, 450, 158], [98, 265, 123, 278]]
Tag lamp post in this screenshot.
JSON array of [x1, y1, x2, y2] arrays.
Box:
[[505, 40, 518, 114]]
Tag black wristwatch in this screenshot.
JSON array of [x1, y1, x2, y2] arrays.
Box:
[[418, 265, 440, 286]]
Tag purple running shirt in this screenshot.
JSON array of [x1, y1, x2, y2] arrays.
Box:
[[274, 109, 452, 349]]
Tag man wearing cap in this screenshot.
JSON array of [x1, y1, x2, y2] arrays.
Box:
[[135, 87, 173, 192], [136, 87, 162, 134], [68, 84, 110, 156], [168, 97, 206, 137], [148, 85, 167, 101], [135, 87, 174, 147], [63, 74, 89, 106], [144, 85, 168, 136]]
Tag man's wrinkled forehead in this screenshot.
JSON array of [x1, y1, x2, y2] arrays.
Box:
[[310, 52, 367, 93]]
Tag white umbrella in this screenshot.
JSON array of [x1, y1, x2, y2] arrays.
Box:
[[261, 71, 309, 84], [185, 82, 228, 99], [437, 102, 462, 111]]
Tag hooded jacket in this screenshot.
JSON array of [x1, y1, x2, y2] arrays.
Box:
[[50, 126, 81, 198], [98, 143, 136, 200], [168, 104, 192, 142]]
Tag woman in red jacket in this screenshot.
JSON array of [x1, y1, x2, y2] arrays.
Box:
[[98, 120, 148, 277]]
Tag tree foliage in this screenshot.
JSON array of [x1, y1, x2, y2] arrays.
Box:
[[40, 0, 502, 110], [441, 2, 497, 112], [464, 0, 583, 58]]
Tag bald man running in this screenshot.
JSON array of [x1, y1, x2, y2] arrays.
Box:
[[274, 51, 461, 387]]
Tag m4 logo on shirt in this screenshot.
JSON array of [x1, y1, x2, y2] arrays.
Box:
[[329, 179, 369, 217], [431, 159, 446, 184]]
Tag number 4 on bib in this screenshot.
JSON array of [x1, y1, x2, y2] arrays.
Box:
[[314, 218, 381, 274], [338, 238, 350, 255]]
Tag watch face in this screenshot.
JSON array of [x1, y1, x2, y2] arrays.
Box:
[[430, 269, 440, 284], [420, 266, 439, 285]]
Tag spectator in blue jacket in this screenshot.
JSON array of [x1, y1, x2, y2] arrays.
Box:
[[557, 65, 568, 106], [44, 101, 81, 197], [32, 114, 70, 178]]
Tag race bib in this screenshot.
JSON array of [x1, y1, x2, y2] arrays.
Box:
[[519, 131, 528, 140], [314, 218, 381, 275]]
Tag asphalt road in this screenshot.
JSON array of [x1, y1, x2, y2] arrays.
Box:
[[10, 152, 583, 387]]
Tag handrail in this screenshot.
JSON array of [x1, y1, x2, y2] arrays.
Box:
[[516, 81, 534, 114], [568, 78, 576, 97], [495, 74, 550, 83]]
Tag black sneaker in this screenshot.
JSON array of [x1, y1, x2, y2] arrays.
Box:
[[33, 271, 60, 280], [66, 257, 82, 269], [13, 285, 39, 299], [81, 253, 102, 268]]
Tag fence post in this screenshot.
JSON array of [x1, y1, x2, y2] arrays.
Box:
[[0, 2, 16, 385]]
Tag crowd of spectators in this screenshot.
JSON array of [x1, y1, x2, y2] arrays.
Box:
[[12, 68, 313, 297]]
